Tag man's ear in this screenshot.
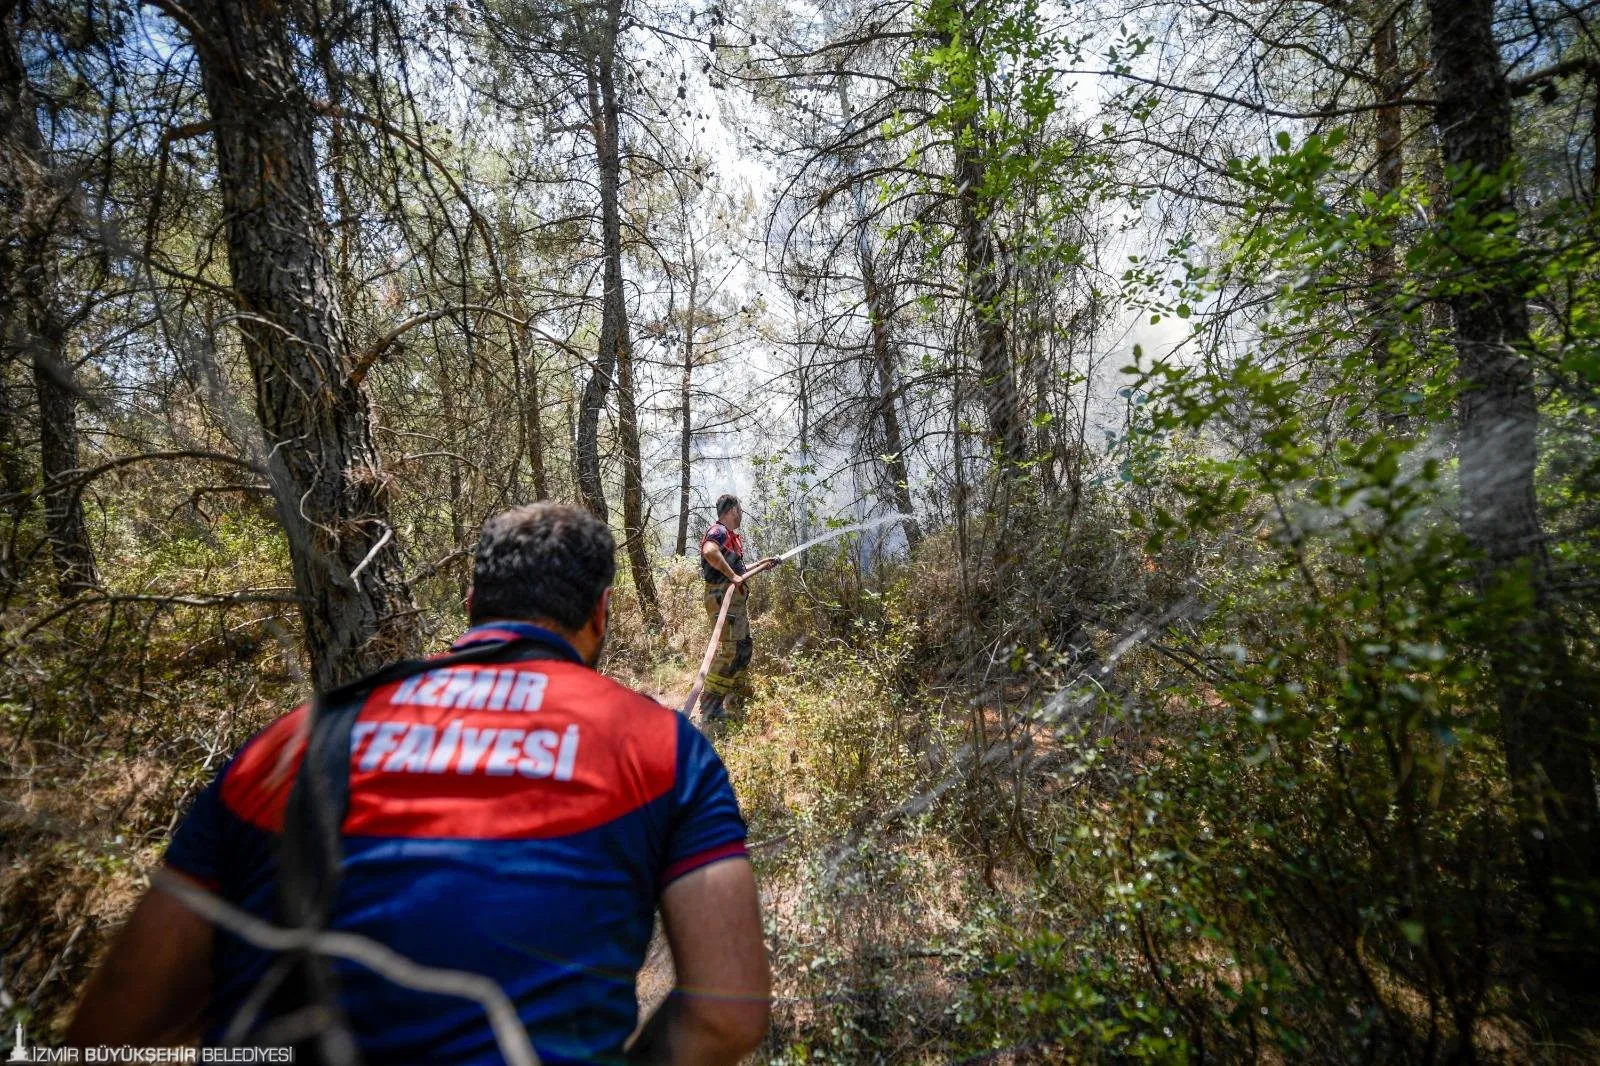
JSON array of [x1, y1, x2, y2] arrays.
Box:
[[464, 587, 475, 617], [592, 587, 612, 634]]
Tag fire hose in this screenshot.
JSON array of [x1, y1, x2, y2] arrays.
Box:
[[680, 557, 783, 718]]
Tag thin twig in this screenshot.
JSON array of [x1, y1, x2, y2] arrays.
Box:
[[347, 526, 394, 590]]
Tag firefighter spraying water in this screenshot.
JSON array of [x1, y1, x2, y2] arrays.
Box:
[[694, 495, 778, 722], [685, 503, 914, 721]]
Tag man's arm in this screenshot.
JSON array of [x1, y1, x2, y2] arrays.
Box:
[[699, 540, 743, 586], [65, 872, 213, 1047], [627, 858, 769, 1065]]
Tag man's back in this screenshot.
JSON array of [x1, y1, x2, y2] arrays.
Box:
[[166, 622, 748, 1064]]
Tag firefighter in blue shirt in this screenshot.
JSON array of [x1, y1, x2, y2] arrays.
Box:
[[67, 503, 770, 1066], [699, 494, 777, 722]]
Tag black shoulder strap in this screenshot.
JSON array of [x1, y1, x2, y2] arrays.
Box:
[[264, 637, 571, 1058]]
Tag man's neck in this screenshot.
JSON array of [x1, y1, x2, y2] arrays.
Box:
[[464, 617, 592, 665]]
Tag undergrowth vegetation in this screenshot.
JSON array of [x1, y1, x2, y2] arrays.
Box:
[[713, 486, 1600, 1056], [708, 420, 1598, 1064], [2, 447, 1597, 1063]]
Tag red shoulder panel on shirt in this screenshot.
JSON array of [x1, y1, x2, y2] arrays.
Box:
[[219, 703, 309, 832]]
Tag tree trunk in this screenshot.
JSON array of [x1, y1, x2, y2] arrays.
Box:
[[503, 255, 548, 502], [574, 9, 623, 522], [1371, 3, 1403, 221], [522, 331, 549, 500], [0, 353, 24, 604], [1368, 0, 1405, 418], [954, 131, 1027, 472], [0, 12, 98, 596], [616, 320, 662, 625], [675, 257, 698, 557], [579, 0, 661, 623], [793, 292, 812, 551], [0, 356, 24, 510], [1425, 0, 1598, 950], [437, 348, 467, 588], [187, 0, 419, 692], [926, 22, 1027, 472], [32, 346, 98, 595], [1030, 278, 1052, 498], [567, 378, 579, 500], [838, 71, 920, 543], [857, 225, 920, 548]]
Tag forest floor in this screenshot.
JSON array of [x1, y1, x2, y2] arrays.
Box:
[[609, 585, 1056, 1065]]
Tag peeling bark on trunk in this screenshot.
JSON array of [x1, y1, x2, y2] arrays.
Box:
[[188, 0, 419, 692], [1425, 0, 1598, 949]]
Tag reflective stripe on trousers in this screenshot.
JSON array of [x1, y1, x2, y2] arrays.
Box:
[[703, 588, 752, 696]]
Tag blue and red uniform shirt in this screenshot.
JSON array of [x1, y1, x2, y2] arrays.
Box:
[[165, 622, 748, 1064], [699, 521, 744, 586]]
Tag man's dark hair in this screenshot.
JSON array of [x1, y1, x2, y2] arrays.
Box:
[[470, 504, 616, 631], [716, 493, 740, 517]]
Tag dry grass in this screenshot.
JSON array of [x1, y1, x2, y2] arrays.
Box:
[[2, 742, 205, 1035]]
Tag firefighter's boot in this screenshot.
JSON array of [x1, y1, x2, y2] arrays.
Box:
[[699, 692, 728, 722]]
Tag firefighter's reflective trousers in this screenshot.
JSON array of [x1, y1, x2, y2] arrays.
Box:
[[703, 584, 753, 698]]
